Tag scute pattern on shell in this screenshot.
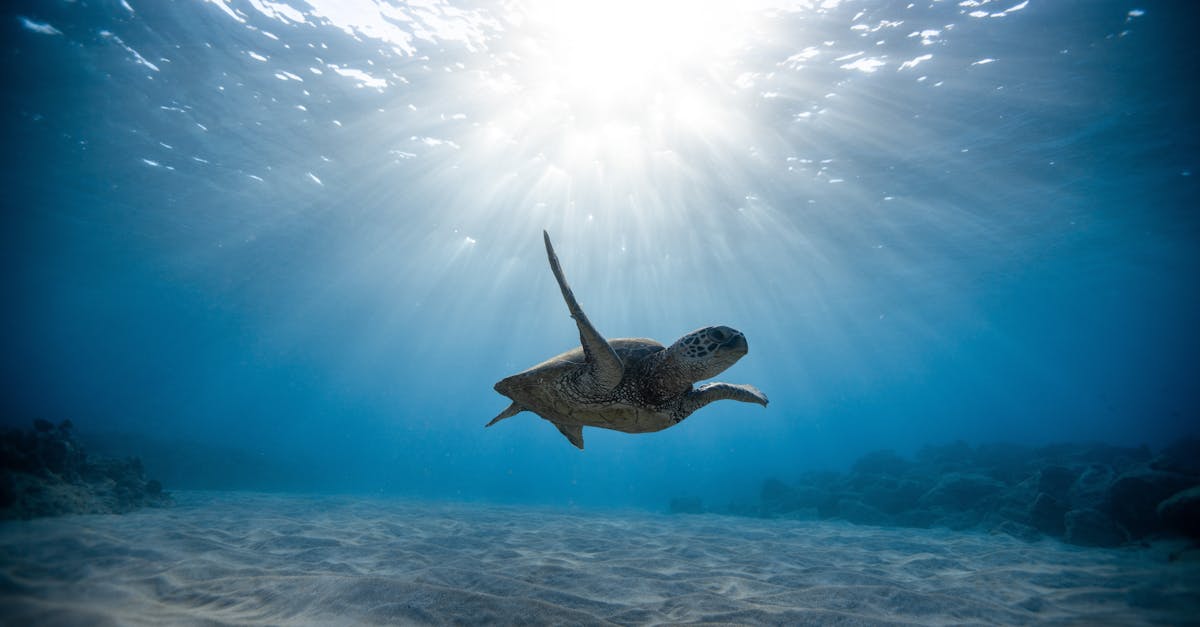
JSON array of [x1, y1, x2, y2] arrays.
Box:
[[487, 232, 767, 449]]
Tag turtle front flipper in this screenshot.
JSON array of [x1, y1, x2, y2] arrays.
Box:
[[543, 231, 623, 394], [674, 382, 768, 422]]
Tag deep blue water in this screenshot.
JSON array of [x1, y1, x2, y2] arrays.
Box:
[[1, 0, 1197, 509]]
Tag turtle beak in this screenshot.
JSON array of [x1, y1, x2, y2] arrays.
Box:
[[724, 333, 748, 355]]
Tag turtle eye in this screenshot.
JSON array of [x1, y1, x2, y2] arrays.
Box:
[[709, 328, 727, 342]]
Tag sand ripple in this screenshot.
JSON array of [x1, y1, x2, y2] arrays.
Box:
[[1, 492, 1196, 625]]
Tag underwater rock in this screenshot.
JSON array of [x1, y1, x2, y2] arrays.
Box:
[[1107, 468, 1195, 539], [759, 477, 832, 517], [892, 508, 939, 529], [918, 473, 1005, 509], [1064, 508, 1128, 547], [723, 438, 1200, 548], [994, 475, 1038, 524], [1029, 492, 1068, 536], [0, 420, 172, 520], [932, 510, 988, 532], [1037, 466, 1078, 502], [759, 478, 801, 516], [857, 477, 928, 516], [990, 519, 1042, 543], [1072, 442, 1153, 469], [1154, 438, 1200, 476], [1157, 486, 1200, 539], [1068, 464, 1115, 512], [972, 443, 1035, 485]]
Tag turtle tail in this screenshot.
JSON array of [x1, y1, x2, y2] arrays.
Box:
[[485, 402, 523, 427]]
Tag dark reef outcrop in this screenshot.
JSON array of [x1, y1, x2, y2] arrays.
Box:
[[672, 438, 1200, 549], [1, 419, 172, 520]]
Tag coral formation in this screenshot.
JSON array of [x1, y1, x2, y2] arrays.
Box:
[[674, 439, 1200, 548], [1, 419, 172, 519]]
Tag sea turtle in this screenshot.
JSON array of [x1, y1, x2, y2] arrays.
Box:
[[487, 231, 768, 450]]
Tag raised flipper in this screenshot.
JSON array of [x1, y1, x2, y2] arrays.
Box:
[[543, 231, 623, 393], [553, 422, 585, 449], [486, 401, 523, 427], [675, 382, 768, 422]]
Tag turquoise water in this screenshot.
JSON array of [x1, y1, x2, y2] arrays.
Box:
[[2, 0, 1197, 511]]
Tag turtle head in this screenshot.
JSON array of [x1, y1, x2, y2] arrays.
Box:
[[664, 325, 748, 383]]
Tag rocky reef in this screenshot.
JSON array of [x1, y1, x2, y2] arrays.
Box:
[[1, 419, 172, 520], [673, 439, 1200, 549]]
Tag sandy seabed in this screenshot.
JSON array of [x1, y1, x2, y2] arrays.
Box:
[[0, 492, 1197, 626]]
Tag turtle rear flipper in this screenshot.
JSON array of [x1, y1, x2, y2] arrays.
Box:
[[543, 231, 623, 394], [553, 423, 585, 449], [486, 401, 523, 427]]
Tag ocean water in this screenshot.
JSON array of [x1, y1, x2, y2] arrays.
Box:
[[2, 0, 1199, 624]]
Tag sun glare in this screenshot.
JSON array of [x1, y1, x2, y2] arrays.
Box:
[[434, 0, 784, 246], [526, 0, 743, 107], [514, 0, 751, 139], [451, 0, 763, 232]]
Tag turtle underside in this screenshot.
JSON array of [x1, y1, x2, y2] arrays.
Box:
[[487, 231, 767, 450], [494, 338, 678, 437]]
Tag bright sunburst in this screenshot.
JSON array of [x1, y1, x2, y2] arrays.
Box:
[[497, 1, 757, 162], [523, 0, 748, 110], [451, 0, 767, 238]]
